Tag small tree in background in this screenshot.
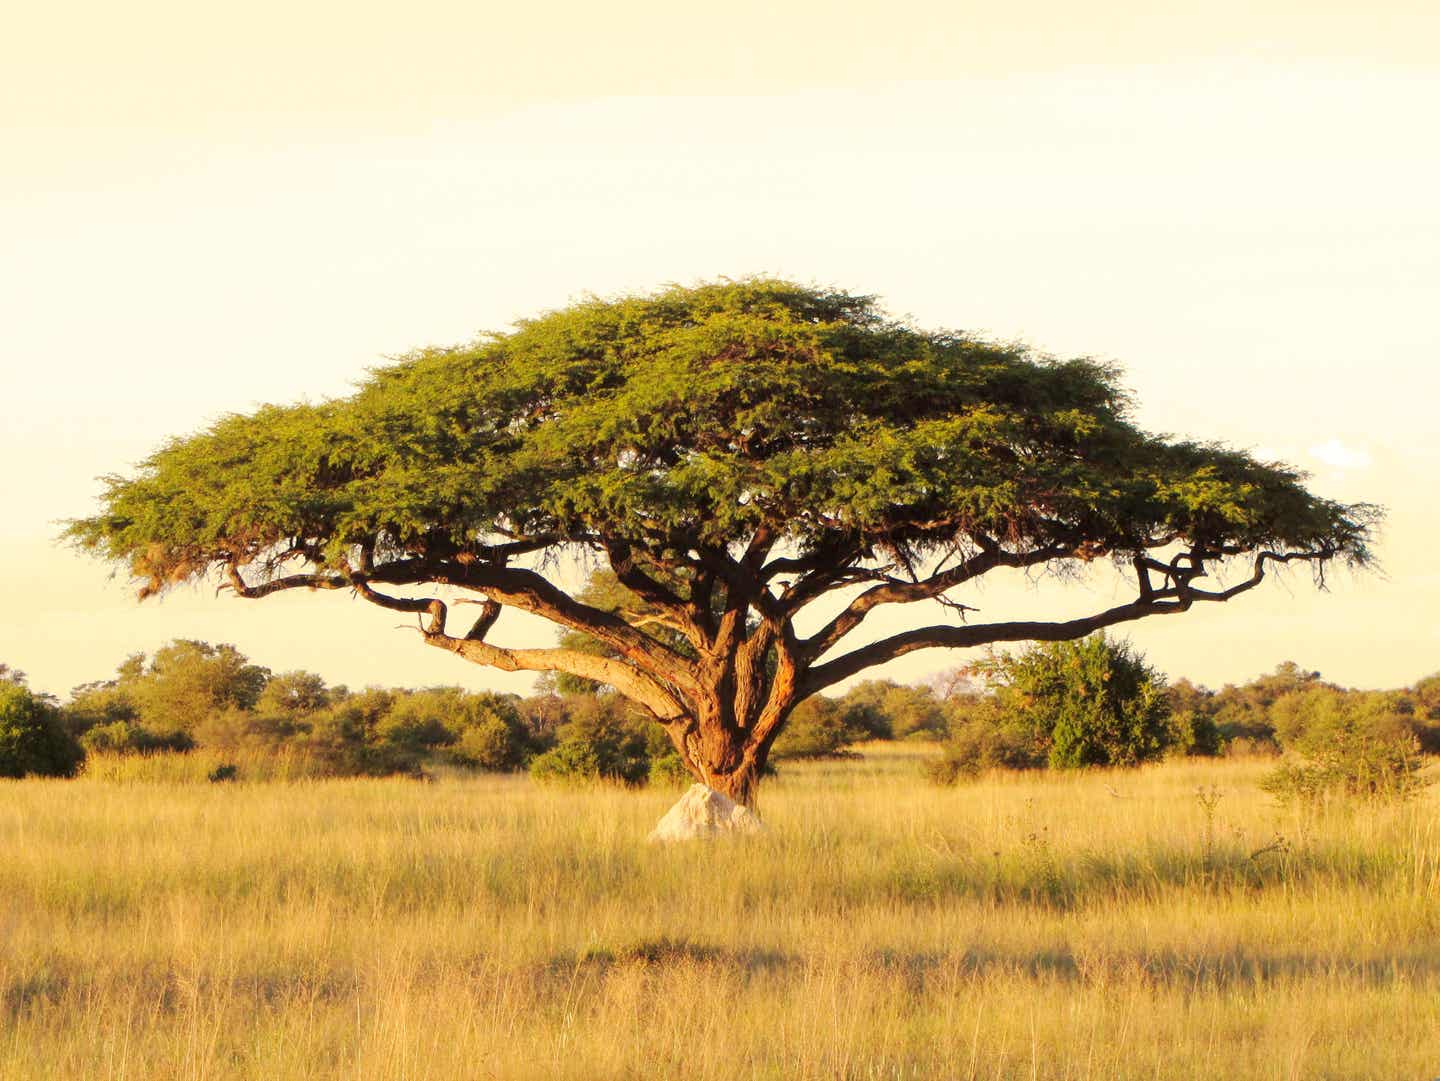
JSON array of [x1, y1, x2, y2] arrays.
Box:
[[930, 634, 1173, 782], [529, 694, 654, 786], [1262, 689, 1430, 802], [979, 633, 1172, 768], [1162, 678, 1223, 757], [926, 695, 1047, 783], [0, 681, 84, 778], [441, 691, 536, 770], [1208, 662, 1328, 753], [832, 680, 947, 741], [1405, 673, 1440, 752], [771, 695, 866, 758], [255, 671, 334, 717]]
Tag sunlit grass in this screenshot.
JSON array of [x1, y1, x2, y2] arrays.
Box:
[[1, 751, 1437, 1078]]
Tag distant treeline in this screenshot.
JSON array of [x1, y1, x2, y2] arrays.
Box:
[[2, 641, 1437, 791]]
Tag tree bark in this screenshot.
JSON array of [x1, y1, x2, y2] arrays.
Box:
[[667, 704, 772, 808], [705, 757, 763, 808]]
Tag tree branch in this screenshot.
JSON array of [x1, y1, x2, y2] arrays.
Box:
[[425, 634, 686, 721], [604, 540, 709, 650], [222, 564, 349, 599], [798, 542, 1071, 663], [801, 547, 1324, 694], [223, 551, 706, 698]]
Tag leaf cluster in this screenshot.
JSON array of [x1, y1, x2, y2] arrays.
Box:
[[65, 279, 1376, 597]]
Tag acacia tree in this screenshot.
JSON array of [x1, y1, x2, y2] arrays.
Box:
[[68, 280, 1375, 804]]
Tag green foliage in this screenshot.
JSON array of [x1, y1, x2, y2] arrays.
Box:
[[1261, 690, 1431, 802], [59, 680, 139, 738], [1164, 708, 1223, 758], [1162, 679, 1223, 757], [66, 641, 272, 745], [973, 633, 1173, 769], [69, 279, 1374, 608], [57, 643, 551, 778], [1404, 673, 1440, 752], [255, 671, 332, 716], [927, 697, 1048, 784], [79, 721, 194, 756], [828, 680, 945, 741], [439, 691, 535, 771], [1411, 672, 1440, 720], [0, 683, 84, 778], [771, 696, 865, 759], [1207, 661, 1325, 752], [303, 698, 393, 776], [648, 751, 694, 788], [529, 697, 652, 786]]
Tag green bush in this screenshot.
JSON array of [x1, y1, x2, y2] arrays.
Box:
[[443, 692, 535, 771], [0, 683, 84, 778], [303, 698, 412, 776], [771, 696, 864, 759], [975, 633, 1173, 769], [1162, 678, 1222, 756], [648, 751, 694, 788], [931, 634, 1173, 782], [926, 698, 1046, 783], [1165, 708, 1223, 757], [79, 720, 195, 755], [528, 697, 651, 785], [833, 681, 947, 741], [1262, 691, 1430, 802]]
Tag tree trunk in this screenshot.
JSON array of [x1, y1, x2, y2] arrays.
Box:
[[706, 760, 762, 808], [669, 713, 768, 809]]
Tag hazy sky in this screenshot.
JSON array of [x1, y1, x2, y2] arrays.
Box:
[[3, 1, 1438, 698]]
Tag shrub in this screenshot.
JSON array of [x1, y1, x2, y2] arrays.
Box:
[[771, 696, 864, 758], [648, 751, 694, 788], [303, 699, 408, 776], [1262, 691, 1431, 802], [528, 697, 651, 785], [58, 681, 139, 739], [828, 681, 948, 742], [79, 720, 195, 756], [530, 734, 649, 786], [1163, 678, 1222, 756], [926, 698, 1047, 783], [0, 683, 84, 778], [974, 633, 1173, 769], [1165, 708, 1223, 757], [443, 693, 535, 770]]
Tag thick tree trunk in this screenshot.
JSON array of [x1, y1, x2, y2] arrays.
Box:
[[668, 711, 770, 809], [706, 759, 762, 808]]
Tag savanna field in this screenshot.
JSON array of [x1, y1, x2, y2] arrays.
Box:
[[3, 746, 1437, 1080]]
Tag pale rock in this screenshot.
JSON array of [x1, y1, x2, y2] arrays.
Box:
[[647, 784, 766, 842]]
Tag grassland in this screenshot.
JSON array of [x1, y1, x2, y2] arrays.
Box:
[[2, 746, 1437, 1080]]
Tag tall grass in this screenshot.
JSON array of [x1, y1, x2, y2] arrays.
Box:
[[1, 751, 1436, 1078]]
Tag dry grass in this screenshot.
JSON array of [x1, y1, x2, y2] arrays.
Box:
[[1, 750, 1437, 1079]]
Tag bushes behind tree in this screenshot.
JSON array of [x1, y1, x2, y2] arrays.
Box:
[[0, 681, 84, 778], [1261, 687, 1431, 802], [528, 694, 670, 785], [929, 634, 1173, 783], [10, 636, 1440, 790]]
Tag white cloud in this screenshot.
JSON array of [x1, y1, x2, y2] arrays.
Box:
[[1307, 439, 1372, 471]]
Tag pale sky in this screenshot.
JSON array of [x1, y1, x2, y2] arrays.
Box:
[[3, 1, 1438, 698]]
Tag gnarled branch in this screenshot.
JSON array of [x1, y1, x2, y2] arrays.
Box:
[[801, 547, 1326, 694]]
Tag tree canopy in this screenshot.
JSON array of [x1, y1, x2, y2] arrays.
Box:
[[68, 279, 1377, 802]]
